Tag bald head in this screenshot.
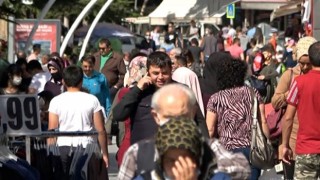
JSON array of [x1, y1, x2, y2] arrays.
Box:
[[151, 84, 197, 125]]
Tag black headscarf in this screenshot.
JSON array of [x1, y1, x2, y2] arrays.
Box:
[[200, 52, 232, 95]]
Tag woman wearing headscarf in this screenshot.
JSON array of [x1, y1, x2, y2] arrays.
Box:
[[200, 52, 232, 109], [115, 55, 148, 167], [206, 58, 269, 180], [154, 117, 218, 180], [44, 56, 64, 97], [172, 62, 204, 116]]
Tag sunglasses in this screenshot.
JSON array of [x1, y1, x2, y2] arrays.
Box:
[[99, 47, 108, 51]]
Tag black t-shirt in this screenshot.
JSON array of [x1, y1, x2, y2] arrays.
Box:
[[188, 46, 202, 63], [165, 32, 178, 44]]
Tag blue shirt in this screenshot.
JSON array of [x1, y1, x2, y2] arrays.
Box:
[[82, 70, 111, 116]]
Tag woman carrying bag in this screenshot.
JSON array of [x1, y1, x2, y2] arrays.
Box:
[[206, 56, 270, 180]]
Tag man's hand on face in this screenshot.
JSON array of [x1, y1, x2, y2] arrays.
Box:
[[172, 156, 197, 180], [137, 72, 152, 91]]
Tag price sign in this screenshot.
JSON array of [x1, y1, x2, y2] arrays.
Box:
[[0, 94, 41, 136]]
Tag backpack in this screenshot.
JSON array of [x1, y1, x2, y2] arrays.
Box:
[[133, 139, 156, 180]]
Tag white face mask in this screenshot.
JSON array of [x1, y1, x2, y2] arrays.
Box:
[[124, 61, 129, 66], [12, 76, 22, 86]]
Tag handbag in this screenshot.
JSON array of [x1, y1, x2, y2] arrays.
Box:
[[266, 69, 293, 140], [249, 89, 275, 169], [266, 108, 286, 140]]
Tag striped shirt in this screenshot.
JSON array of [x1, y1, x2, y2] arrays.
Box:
[[207, 86, 262, 151], [286, 70, 320, 154]]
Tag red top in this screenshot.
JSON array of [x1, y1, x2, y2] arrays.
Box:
[[226, 44, 244, 59], [287, 70, 320, 154]]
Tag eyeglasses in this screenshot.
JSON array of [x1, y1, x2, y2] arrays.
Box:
[[99, 47, 107, 51]]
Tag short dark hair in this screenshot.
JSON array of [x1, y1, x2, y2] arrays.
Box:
[[217, 58, 247, 91], [33, 44, 41, 52], [175, 55, 187, 67], [63, 65, 83, 87], [81, 55, 96, 65], [308, 41, 320, 67], [50, 52, 60, 58], [190, 38, 199, 46], [181, 49, 194, 64], [250, 38, 257, 46], [261, 44, 275, 55], [16, 58, 27, 67], [27, 60, 42, 72], [233, 37, 240, 44], [98, 38, 111, 47], [147, 51, 172, 70]]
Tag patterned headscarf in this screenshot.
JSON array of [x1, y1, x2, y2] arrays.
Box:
[[156, 117, 204, 162], [127, 56, 147, 86], [154, 117, 217, 180]]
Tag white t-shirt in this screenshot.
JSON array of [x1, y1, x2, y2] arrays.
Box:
[[151, 31, 160, 46], [48, 91, 102, 147], [29, 71, 51, 94], [189, 26, 199, 41]]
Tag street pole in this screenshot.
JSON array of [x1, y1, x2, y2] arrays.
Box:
[[60, 0, 98, 57], [79, 0, 114, 60], [134, 0, 138, 11], [7, 16, 15, 63]]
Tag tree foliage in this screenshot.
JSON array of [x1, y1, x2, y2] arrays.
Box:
[[0, 0, 136, 24]]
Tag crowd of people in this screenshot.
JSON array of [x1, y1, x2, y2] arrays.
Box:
[[0, 19, 320, 180]]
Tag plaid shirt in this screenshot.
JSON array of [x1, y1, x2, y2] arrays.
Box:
[[118, 139, 251, 180]]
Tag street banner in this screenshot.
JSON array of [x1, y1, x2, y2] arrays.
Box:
[[15, 19, 61, 56]]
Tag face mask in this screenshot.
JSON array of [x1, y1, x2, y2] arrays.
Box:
[[12, 76, 22, 86], [51, 72, 62, 81], [124, 61, 129, 66]]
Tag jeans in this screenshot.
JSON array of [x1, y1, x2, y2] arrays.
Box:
[[233, 147, 261, 180]]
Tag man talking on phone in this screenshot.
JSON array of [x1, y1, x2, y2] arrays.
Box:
[[113, 52, 173, 144], [113, 52, 208, 144]]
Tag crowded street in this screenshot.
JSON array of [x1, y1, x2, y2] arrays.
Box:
[[0, 0, 320, 179]]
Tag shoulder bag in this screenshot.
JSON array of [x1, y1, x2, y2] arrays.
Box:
[[266, 69, 293, 139], [249, 89, 275, 169]]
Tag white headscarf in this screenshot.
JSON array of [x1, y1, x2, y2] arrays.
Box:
[[172, 67, 205, 116]]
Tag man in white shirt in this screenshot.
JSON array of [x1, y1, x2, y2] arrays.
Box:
[[27, 60, 51, 94], [47, 65, 109, 172], [27, 44, 41, 62]]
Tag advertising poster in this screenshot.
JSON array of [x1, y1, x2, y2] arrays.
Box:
[[15, 19, 61, 56]]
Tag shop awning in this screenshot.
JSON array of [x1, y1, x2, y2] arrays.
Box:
[[241, 0, 288, 10], [270, 1, 302, 21], [124, 16, 150, 24], [148, 0, 226, 25]]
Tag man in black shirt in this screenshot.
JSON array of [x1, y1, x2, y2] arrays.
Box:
[[165, 22, 179, 47]]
